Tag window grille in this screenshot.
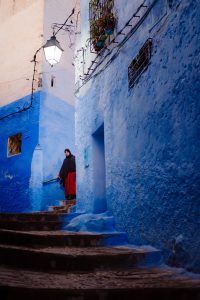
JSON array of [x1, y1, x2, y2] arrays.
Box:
[[89, 0, 114, 21], [128, 39, 152, 89], [7, 133, 22, 157], [89, 0, 115, 52]]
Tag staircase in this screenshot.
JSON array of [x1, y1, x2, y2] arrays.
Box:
[[0, 210, 200, 299]]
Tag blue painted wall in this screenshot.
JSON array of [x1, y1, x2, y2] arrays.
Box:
[[0, 91, 75, 212], [0, 93, 40, 212], [75, 0, 200, 272], [39, 91, 75, 210]]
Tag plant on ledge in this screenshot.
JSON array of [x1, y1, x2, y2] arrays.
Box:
[[90, 23, 107, 51], [90, 13, 116, 52], [95, 13, 116, 35]]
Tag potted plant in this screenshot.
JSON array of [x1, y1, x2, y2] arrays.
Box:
[[92, 12, 116, 35], [104, 13, 116, 35], [90, 22, 107, 52], [90, 12, 116, 52], [95, 16, 107, 31], [92, 34, 107, 51]]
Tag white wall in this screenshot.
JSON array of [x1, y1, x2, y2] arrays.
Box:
[[0, 0, 44, 106], [42, 0, 77, 106]]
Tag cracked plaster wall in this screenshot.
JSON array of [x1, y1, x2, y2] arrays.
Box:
[[75, 0, 200, 272]]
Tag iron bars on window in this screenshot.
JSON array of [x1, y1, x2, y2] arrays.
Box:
[[128, 39, 152, 89]]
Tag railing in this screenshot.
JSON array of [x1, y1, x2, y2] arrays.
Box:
[[43, 178, 59, 185]]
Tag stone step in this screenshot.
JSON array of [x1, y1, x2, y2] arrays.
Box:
[[59, 199, 76, 206], [0, 212, 68, 222], [0, 244, 159, 272], [48, 205, 71, 213], [0, 220, 62, 231], [49, 199, 76, 213], [0, 229, 106, 247], [0, 266, 200, 300]]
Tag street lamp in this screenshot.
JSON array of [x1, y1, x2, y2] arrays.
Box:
[[43, 35, 64, 67], [42, 8, 74, 67]]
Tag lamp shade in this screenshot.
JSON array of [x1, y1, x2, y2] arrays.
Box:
[[43, 36, 64, 66]]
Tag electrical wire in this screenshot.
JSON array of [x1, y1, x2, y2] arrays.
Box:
[[0, 46, 42, 121], [0, 8, 75, 121], [53, 9, 75, 36], [0, 75, 30, 85]]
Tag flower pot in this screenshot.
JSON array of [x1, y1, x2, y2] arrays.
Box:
[[104, 18, 115, 35], [93, 35, 107, 51], [96, 40, 105, 48], [105, 27, 114, 35]]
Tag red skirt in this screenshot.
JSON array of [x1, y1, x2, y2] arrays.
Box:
[[64, 172, 76, 197]]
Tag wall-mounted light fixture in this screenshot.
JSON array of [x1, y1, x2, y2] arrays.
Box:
[[43, 35, 64, 67], [43, 8, 75, 67]]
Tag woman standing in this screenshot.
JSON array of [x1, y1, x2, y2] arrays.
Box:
[[58, 149, 76, 200]]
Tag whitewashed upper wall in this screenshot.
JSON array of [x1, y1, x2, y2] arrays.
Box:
[[42, 0, 77, 106], [75, 0, 146, 88], [0, 0, 44, 106], [0, 0, 77, 107], [0, 0, 35, 22]]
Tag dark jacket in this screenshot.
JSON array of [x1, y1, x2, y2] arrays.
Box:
[[59, 155, 76, 184]]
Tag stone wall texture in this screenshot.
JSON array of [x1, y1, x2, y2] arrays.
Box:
[[75, 0, 200, 272]]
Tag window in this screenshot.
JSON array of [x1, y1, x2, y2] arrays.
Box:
[[51, 75, 55, 87], [128, 39, 152, 89], [7, 133, 22, 157]]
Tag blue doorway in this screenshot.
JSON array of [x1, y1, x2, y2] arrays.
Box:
[[92, 124, 107, 213]]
